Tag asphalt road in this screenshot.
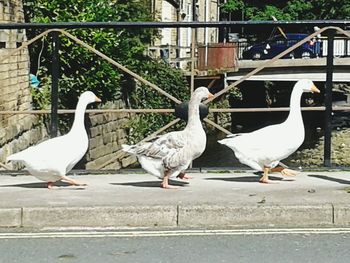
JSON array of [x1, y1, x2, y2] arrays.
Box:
[[0, 228, 350, 263]]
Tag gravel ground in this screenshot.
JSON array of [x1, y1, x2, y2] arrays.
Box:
[[291, 128, 350, 167]]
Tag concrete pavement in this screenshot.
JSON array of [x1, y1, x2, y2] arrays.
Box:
[[0, 169, 349, 229]]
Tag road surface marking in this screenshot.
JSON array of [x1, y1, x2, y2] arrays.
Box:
[[1, 228, 350, 239]]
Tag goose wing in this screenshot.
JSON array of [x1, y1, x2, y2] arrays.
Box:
[[8, 133, 88, 173], [134, 131, 186, 159]]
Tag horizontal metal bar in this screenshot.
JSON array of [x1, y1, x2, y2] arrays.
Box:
[[210, 106, 350, 113], [0, 109, 175, 115], [97, 118, 181, 169], [58, 29, 182, 104], [204, 118, 232, 135], [1, 106, 350, 115], [210, 107, 328, 113], [0, 20, 349, 29]]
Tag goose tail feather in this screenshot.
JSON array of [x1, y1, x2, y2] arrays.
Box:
[[121, 144, 136, 154], [7, 151, 23, 162]]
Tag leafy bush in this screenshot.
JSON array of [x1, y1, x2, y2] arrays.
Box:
[[221, 0, 350, 21], [24, 0, 189, 139]]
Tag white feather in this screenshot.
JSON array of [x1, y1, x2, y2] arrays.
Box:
[[7, 91, 100, 183], [122, 87, 212, 180], [218, 79, 319, 171]]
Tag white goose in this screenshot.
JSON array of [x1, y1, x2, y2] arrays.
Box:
[[122, 87, 214, 189], [7, 91, 101, 188], [218, 79, 320, 183]]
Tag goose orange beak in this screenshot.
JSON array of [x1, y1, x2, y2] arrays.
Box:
[[95, 96, 102, 102], [208, 92, 215, 99], [311, 85, 320, 93]]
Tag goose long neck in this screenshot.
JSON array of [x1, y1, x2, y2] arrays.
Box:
[[186, 96, 202, 129], [70, 99, 88, 132], [286, 87, 303, 124]]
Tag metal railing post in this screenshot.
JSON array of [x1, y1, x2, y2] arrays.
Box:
[[50, 31, 59, 138], [324, 29, 336, 167]]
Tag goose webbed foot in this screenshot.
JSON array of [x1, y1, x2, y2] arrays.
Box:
[[259, 167, 278, 184], [271, 167, 298, 177], [176, 172, 193, 180], [47, 182, 54, 189], [161, 171, 178, 189], [161, 182, 178, 189], [259, 177, 269, 184], [61, 176, 87, 187], [280, 168, 298, 177]]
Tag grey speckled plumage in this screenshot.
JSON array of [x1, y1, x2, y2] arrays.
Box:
[[122, 87, 213, 187]]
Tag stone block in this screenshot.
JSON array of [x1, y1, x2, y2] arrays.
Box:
[[86, 154, 112, 168], [89, 144, 114, 159], [18, 102, 31, 111], [8, 62, 17, 71], [89, 136, 103, 150], [118, 112, 130, 119], [178, 204, 334, 228], [17, 61, 27, 69], [0, 30, 10, 42], [22, 206, 178, 228], [118, 118, 130, 128], [10, 77, 18, 85], [9, 69, 18, 78], [118, 138, 128, 145], [17, 68, 28, 76], [1, 77, 9, 86], [102, 132, 115, 145], [9, 55, 18, 63], [0, 63, 9, 72], [122, 155, 138, 167], [0, 208, 22, 227], [89, 126, 102, 137], [334, 204, 350, 226], [117, 129, 126, 139], [103, 160, 122, 170], [103, 122, 112, 133], [0, 71, 9, 79], [89, 114, 106, 126], [108, 113, 119, 121]]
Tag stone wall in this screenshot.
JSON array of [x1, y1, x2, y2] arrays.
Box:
[[0, 0, 48, 166], [84, 102, 136, 170], [0, 1, 136, 171], [196, 0, 219, 44]]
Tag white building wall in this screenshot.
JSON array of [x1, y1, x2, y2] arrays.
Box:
[[160, 1, 173, 45], [152, 0, 220, 69]]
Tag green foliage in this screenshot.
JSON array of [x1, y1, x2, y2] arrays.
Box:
[[30, 71, 52, 110], [221, 0, 349, 21], [307, 0, 350, 20], [229, 87, 243, 101], [220, 0, 245, 14], [24, 0, 156, 106], [127, 59, 189, 142], [23, 0, 189, 139]]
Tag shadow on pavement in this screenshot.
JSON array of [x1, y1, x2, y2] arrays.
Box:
[[111, 179, 189, 188], [0, 181, 86, 189], [205, 175, 283, 183], [308, 174, 350, 185]]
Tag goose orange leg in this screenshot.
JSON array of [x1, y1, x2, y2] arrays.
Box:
[[259, 167, 270, 184], [271, 166, 298, 176], [177, 172, 193, 180], [47, 182, 54, 189], [61, 176, 87, 187], [161, 170, 178, 189]]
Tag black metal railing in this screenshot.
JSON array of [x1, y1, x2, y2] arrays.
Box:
[[1, 20, 350, 167], [233, 36, 350, 60]]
